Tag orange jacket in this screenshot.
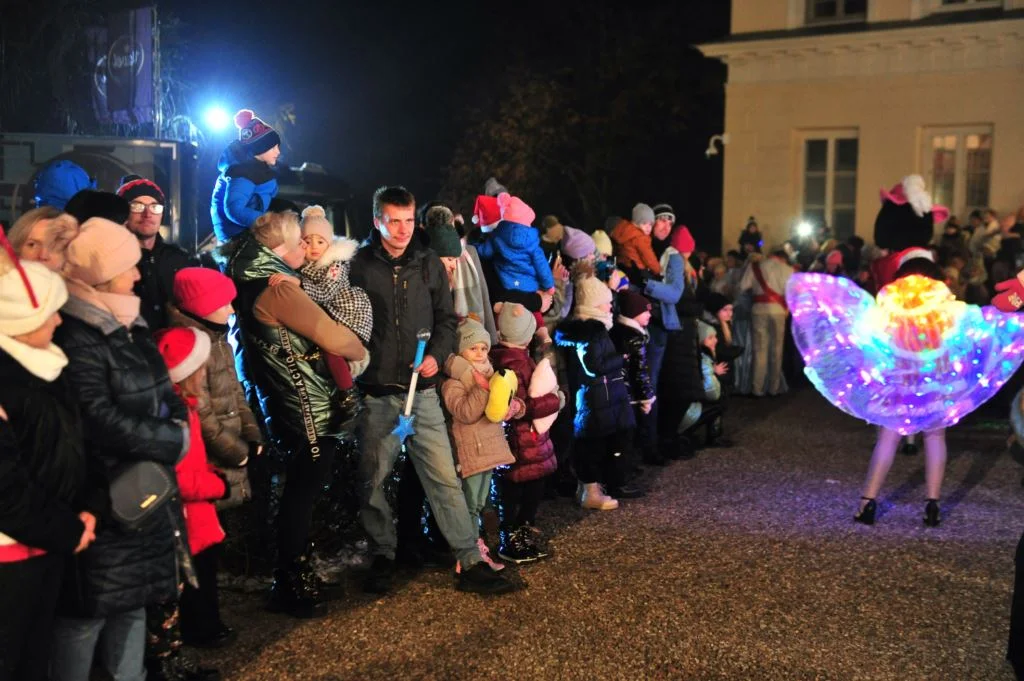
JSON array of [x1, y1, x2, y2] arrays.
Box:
[[610, 220, 662, 276]]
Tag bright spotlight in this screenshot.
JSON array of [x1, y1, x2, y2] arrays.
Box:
[[796, 221, 814, 238], [203, 106, 231, 132]]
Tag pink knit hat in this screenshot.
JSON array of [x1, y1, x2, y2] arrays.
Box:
[[65, 218, 142, 286], [300, 205, 333, 243], [671, 225, 696, 255], [154, 326, 211, 383], [173, 267, 236, 318], [496, 192, 535, 226]]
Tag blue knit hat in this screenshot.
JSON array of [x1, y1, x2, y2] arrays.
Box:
[[33, 160, 95, 210], [234, 109, 281, 156]]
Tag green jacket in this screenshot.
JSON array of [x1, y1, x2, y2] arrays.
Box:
[[227, 233, 341, 456]]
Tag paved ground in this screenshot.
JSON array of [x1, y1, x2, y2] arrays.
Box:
[[199, 388, 1024, 680]]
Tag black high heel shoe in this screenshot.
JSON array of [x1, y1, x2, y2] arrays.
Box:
[[923, 499, 941, 527], [854, 497, 876, 525]]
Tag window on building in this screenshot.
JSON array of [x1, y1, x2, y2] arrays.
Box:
[[921, 126, 992, 218], [807, 0, 868, 23], [936, 0, 1002, 10], [802, 134, 859, 240]]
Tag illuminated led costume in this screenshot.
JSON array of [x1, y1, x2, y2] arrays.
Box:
[[786, 176, 1024, 526]]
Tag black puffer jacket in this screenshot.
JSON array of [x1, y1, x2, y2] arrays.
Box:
[[350, 232, 457, 394], [0, 353, 107, 555], [54, 295, 187, 618], [136, 234, 196, 331], [609, 321, 655, 403], [555, 318, 635, 438]]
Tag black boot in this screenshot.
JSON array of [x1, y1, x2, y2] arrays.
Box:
[[362, 555, 396, 595], [147, 653, 220, 681], [924, 499, 941, 527], [266, 554, 327, 619]]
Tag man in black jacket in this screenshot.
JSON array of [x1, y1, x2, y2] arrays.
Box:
[[351, 186, 516, 595], [117, 175, 196, 330]]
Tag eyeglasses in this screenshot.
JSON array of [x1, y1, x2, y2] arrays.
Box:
[[128, 202, 165, 215]]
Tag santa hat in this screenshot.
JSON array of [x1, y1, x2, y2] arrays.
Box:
[[0, 233, 68, 337], [873, 175, 949, 252], [116, 174, 165, 205], [154, 326, 212, 383], [173, 267, 237, 319], [65, 218, 142, 287], [300, 205, 333, 243], [472, 195, 501, 229], [671, 225, 696, 255], [496, 192, 535, 226], [234, 109, 281, 156]]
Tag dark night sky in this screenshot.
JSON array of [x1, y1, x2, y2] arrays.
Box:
[[162, 0, 730, 240]]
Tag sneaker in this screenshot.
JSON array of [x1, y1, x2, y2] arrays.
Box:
[[521, 525, 551, 561], [498, 527, 542, 564], [456, 561, 520, 595], [362, 555, 395, 595]]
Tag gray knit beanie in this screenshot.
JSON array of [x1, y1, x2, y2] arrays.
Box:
[[495, 302, 537, 346], [457, 317, 491, 353], [632, 203, 655, 226]]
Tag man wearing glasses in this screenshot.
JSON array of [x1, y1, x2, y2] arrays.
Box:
[[116, 175, 196, 329]]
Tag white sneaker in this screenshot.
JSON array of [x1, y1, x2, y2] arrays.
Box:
[[579, 482, 619, 511]]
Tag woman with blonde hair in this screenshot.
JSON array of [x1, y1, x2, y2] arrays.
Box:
[[8, 207, 79, 272]]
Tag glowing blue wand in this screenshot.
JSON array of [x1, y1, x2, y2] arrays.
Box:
[[392, 328, 432, 444]]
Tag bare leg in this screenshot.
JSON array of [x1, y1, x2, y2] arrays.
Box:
[[860, 427, 902, 511], [922, 429, 947, 500]]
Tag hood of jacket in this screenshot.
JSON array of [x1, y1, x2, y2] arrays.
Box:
[[493, 220, 542, 251], [611, 219, 645, 246], [308, 237, 359, 271]]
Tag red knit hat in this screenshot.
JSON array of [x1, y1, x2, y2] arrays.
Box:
[[154, 327, 211, 383], [173, 267, 237, 318], [472, 195, 501, 228], [671, 225, 696, 255]]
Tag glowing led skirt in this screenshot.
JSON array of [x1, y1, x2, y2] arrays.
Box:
[[785, 273, 1024, 435]]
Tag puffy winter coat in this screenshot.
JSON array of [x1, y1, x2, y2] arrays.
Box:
[[174, 393, 227, 555], [0, 353, 107, 562], [440, 356, 516, 479], [644, 249, 684, 331], [167, 304, 262, 468], [227, 232, 342, 452], [555, 318, 635, 438], [298, 237, 374, 344], [609, 320, 655, 403], [474, 220, 555, 294], [611, 220, 661, 276], [55, 296, 186, 618], [210, 142, 278, 243], [489, 344, 560, 482], [136, 236, 196, 331], [349, 231, 458, 394]]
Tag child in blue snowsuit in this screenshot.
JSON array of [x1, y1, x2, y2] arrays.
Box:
[[210, 109, 281, 243]]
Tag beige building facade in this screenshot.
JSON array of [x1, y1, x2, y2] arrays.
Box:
[[700, 0, 1024, 251]]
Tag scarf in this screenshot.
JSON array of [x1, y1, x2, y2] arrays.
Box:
[[659, 245, 680, 276], [65, 278, 142, 328], [453, 243, 485, 321], [576, 305, 613, 330], [0, 334, 68, 382], [470, 357, 494, 378]]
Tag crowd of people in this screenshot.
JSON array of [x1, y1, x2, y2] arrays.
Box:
[[3, 109, 1024, 681]]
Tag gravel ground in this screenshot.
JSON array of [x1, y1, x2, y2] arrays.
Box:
[[199, 388, 1024, 680]]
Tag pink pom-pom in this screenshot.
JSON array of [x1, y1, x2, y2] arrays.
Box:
[[234, 109, 255, 129]]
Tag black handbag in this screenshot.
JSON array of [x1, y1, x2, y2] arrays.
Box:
[[109, 461, 175, 530]]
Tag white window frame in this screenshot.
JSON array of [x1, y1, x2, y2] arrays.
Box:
[[930, 0, 1003, 13], [805, 0, 869, 25], [919, 125, 994, 219], [798, 129, 859, 239]]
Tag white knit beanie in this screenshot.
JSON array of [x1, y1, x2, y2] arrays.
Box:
[[575, 275, 613, 310], [0, 259, 68, 336]]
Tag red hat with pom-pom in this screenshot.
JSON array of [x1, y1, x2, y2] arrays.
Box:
[[234, 109, 280, 156], [154, 326, 211, 384], [472, 195, 501, 230]]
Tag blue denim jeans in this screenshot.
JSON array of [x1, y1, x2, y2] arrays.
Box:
[[461, 470, 494, 535], [358, 390, 482, 568], [50, 608, 147, 681]]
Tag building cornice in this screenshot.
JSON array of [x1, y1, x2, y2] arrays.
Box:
[[699, 17, 1024, 83]]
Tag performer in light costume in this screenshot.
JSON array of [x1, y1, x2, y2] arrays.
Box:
[[786, 176, 1024, 527]]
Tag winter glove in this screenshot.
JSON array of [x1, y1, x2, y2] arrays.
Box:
[[993, 272, 1024, 312], [504, 397, 526, 421], [348, 349, 371, 378]]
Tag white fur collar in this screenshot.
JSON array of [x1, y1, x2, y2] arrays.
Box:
[[615, 315, 648, 336], [309, 237, 359, 271]]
